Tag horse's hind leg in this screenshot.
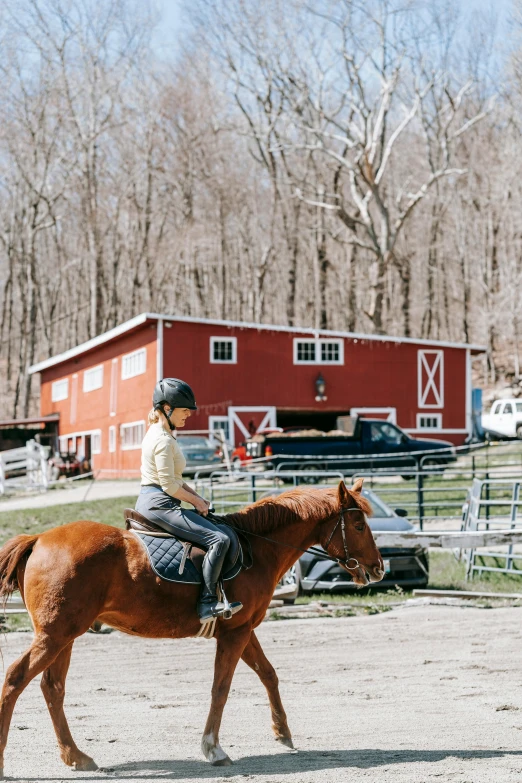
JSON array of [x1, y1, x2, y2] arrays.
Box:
[[241, 630, 294, 749], [40, 642, 97, 771], [0, 633, 68, 777]]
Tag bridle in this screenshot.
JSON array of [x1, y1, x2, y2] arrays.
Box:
[[318, 505, 361, 572]]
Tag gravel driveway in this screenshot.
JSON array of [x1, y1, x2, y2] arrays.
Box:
[[2, 605, 522, 782]]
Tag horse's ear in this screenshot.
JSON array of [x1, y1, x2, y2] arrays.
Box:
[[351, 477, 364, 494], [338, 480, 350, 506]]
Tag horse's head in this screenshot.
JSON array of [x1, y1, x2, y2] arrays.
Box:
[[320, 478, 384, 587]]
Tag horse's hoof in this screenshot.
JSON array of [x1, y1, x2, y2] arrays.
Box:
[[72, 755, 98, 772], [211, 756, 233, 767], [277, 736, 294, 748]]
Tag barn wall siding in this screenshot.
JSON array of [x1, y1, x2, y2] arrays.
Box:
[[39, 323, 158, 475], [37, 315, 474, 476], [162, 322, 467, 435]]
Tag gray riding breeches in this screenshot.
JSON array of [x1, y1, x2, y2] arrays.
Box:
[[135, 488, 231, 594]]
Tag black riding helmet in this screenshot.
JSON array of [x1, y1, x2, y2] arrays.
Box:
[[153, 378, 197, 430]]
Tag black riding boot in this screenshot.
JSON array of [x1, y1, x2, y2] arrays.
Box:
[[197, 539, 243, 623]]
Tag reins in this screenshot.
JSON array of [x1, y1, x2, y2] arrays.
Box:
[[208, 505, 362, 573]]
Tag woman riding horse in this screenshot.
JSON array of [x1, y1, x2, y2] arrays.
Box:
[[135, 377, 242, 623]]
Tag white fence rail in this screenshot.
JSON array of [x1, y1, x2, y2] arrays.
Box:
[[0, 440, 49, 495], [373, 529, 522, 549]]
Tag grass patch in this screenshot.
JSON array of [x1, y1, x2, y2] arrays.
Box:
[[428, 551, 522, 594], [0, 614, 33, 633], [0, 496, 135, 546]]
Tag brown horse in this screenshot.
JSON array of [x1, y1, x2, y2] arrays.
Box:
[[0, 478, 383, 776]]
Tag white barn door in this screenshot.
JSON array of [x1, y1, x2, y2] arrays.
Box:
[[418, 350, 444, 408], [228, 406, 277, 447]]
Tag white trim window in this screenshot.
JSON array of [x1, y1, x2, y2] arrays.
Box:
[[416, 413, 442, 431], [109, 425, 116, 453], [121, 348, 146, 380], [295, 340, 316, 363], [51, 378, 69, 402], [91, 430, 102, 454], [58, 429, 101, 454], [209, 416, 231, 444], [210, 337, 237, 364], [83, 364, 104, 392], [293, 338, 344, 365], [120, 421, 145, 450]]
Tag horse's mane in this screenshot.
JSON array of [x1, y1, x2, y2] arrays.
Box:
[[224, 486, 372, 535]]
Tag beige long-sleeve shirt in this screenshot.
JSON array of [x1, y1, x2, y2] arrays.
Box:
[[140, 422, 186, 496]]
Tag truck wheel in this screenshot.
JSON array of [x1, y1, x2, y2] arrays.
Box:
[[423, 459, 444, 474], [517, 425, 522, 440], [300, 464, 320, 484]]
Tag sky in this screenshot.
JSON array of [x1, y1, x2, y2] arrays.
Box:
[[152, 0, 184, 59], [151, 0, 515, 60]]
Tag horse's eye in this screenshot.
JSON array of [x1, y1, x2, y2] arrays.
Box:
[[355, 523, 365, 532]]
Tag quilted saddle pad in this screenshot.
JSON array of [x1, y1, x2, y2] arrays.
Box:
[[133, 532, 243, 585]]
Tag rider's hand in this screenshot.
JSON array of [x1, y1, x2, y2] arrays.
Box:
[[193, 496, 210, 516]]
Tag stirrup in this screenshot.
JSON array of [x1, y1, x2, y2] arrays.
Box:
[[198, 598, 226, 624], [220, 585, 243, 620], [222, 601, 243, 620]]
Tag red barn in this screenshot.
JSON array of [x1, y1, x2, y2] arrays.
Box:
[[28, 313, 485, 476]]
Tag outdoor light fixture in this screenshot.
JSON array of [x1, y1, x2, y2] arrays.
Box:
[[315, 373, 327, 402]]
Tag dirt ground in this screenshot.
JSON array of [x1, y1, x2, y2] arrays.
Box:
[[2, 605, 522, 783]]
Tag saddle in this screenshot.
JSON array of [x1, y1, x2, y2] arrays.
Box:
[[123, 509, 252, 586]]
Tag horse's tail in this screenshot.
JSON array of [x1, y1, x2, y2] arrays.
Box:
[[0, 534, 39, 602]]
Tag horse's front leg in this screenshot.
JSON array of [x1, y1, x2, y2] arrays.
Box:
[[241, 629, 294, 748], [201, 623, 252, 766]]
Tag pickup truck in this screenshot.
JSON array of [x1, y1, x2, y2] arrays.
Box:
[[481, 398, 522, 439], [244, 418, 456, 474]]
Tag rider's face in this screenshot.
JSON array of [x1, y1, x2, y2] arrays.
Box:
[[168, 407, 192, 428]]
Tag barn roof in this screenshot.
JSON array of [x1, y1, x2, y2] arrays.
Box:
[[28, 312, 487, 374]]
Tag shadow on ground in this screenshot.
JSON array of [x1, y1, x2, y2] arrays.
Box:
[[13, 748, 522, 780]]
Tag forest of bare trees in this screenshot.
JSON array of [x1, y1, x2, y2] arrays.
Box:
[[0, 0, 520, 418]]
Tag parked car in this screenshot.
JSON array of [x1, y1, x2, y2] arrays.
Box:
[[481, 398, 522, 440], [282, 488, 428, 600], [177, 435, 222, 475], [244, 417, 456, 474]]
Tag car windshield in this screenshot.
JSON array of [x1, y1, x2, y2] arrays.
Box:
[[362, 489, 395, 518], [177, 437, 211, 447]]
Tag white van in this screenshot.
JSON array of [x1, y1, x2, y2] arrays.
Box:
[[481, 398, 522, 439]]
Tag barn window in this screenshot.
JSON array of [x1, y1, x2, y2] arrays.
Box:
[[295, 341, 316, 363], [109, 425, 116, 453], [120, 421, 145, 450], [416, 413, 442, 430], [319, 340, 343, 364], [209, 416, 231, 444], [51, 378, 69, 402], [210, 337, 237, 364], [121, 348, 146, 380], [294, 339, 343, 365], [91, 430, 102, 454], [83, 365, 104, 392]]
